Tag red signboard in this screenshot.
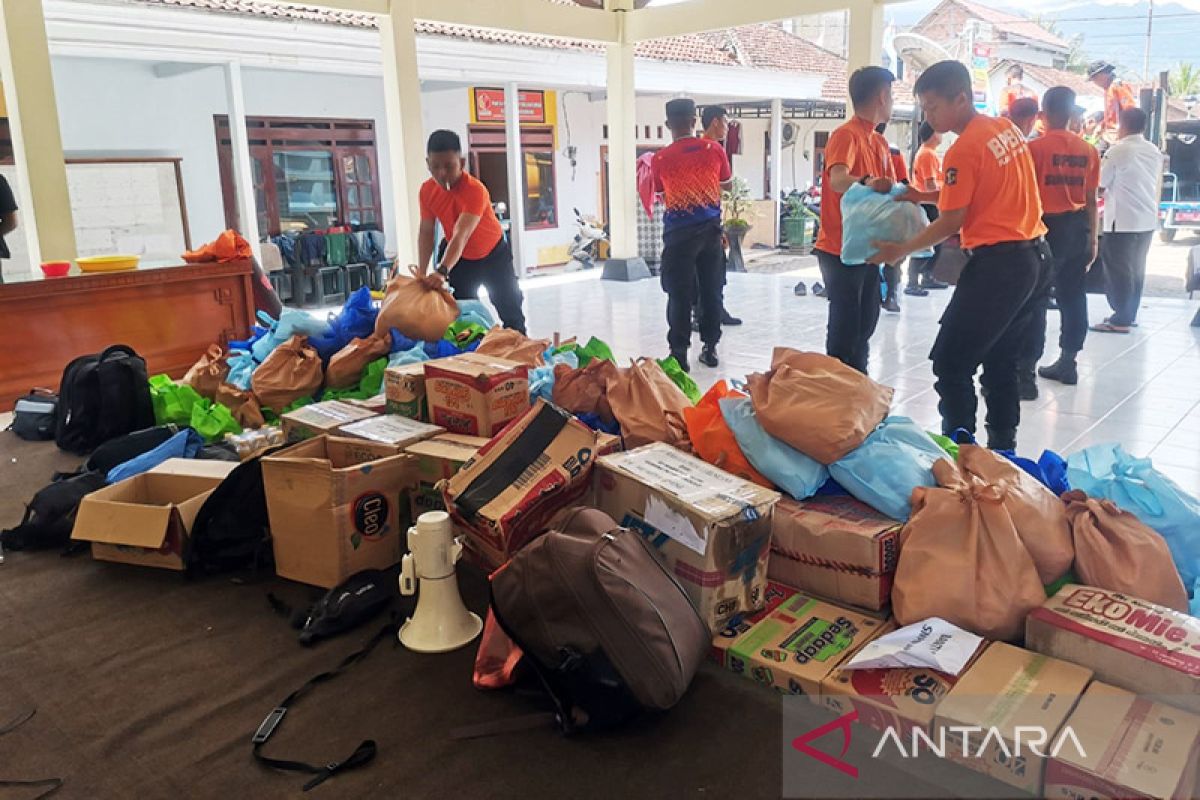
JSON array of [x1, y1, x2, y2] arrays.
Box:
[[473, 88, 546, 124]]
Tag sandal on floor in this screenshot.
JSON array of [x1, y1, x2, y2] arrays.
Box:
[[1090, 322, 1131, 334]]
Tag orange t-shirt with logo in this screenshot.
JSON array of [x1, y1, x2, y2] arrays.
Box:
[[912, 145, 943, 191], [1027, 129, 1101, 215], [419, 172, 504, 261], [1104, 83, 1137, 131], [815, 116, 895, 256], [939, 114, 1047, 250]]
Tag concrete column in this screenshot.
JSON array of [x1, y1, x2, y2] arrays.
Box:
[[600, 5, 648, 281], [846, 0, 884, 75], [379, 0, 426, 266], [504, 82, 526, 275], [0, 0, 76, 267], [223, 62, 262, 262], [769, 97, 783, 246]]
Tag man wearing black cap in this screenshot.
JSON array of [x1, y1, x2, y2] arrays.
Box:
[[1088, 61, 1136, 146], [651, 98, 733, 371]]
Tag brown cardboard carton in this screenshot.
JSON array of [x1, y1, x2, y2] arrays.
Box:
[[594, 443, 781, 630], [71, 473, 224, 570], [596, 432, 623, 456], [768, 496, 901, 611], [1025, 584, 1200, 713], [710, 581, 801, 667], [280, 400, 376, 442], [336, 414, 443, 450], [444, 400, 598, 569], [384, 362, 430, 420], [262, 436, 416, 588], [424, 353, 530, 437], [148, 458, 239, 480], [403, 433, 488, 521], [933, 642, 1094, 794], [723, 593, 887, 698], [1044, 682, 1200, 800], [343, 394, 388, 415]]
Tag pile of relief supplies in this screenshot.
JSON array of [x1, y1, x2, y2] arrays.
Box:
[[4, 261, 1200, 798]]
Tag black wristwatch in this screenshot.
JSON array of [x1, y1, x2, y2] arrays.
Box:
[[858, 175, 872, 186], [436, 265, 450, 278]]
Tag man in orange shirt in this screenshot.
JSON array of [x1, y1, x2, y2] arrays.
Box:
[[998, 64, 1036, 116], [1026, 87, 1100, 388], [415, 129, 526, 333], [813, 66, 897, 373], [871, 60, 1050, 451], [1088, 61, 1136, 144], [906, 122, 949, 296]]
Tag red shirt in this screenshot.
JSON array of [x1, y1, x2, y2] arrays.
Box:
[[651, 137, 731, 234], [815, 116, 894, 256], [419, 173, 504, 261]]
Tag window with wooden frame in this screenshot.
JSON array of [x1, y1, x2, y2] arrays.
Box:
[[467, 125, 558, 230], [214, 116, 382, 237]]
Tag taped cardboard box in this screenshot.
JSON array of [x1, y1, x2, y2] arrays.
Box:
[[425, 353, 530, 437], [280, 400, 376, 442], [444, 400, 598, 569], [71, 472, 224, 570], [594, 443, 781, 630], [723, 593, 887, 698], [336, 414, 443, 451], [933, 642, 1094, 795], [1044, 681, 1200, 800], [262, 436, 416, 588], [403, 433, 488, 521], [148, 457, 239, 480], [1025, 584, 1200, 714], [710, 581, 801, 667], [384, 362, 430, 420], [768, 496, 900, 611]]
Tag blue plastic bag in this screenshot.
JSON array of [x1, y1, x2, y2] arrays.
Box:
[[719, 397, 828, 500], [529, 348, 578, 404], [1001, 449, 1070, 495], [829, 416, 950, 521], [388, 342, 430, 368], [1068, 443, 1200, 610], [226, 349, 256, 390], [106, 428, 204, 484], [839, 183, 933, 266], [576, 411, 621, 436], [250, 309, 331, 364], [457, 299, 496, 330], [310, 286, 379, 362]]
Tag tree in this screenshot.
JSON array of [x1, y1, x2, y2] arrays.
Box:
[[1171, 62, 1200, 97], [1032, 14, 1087, 74]]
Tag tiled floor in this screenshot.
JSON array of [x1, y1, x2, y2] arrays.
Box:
[[512, 264, 1200, 495]]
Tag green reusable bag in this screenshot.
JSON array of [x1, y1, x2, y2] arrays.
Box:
[[657, 356, 701, 405], [928, 432, 959, 460], [190, 399, 242, 443], [150, 375, 204, 427], [555, 336, 615, 368], [320, 358, 388, 403], [444, 321, 488, 348]]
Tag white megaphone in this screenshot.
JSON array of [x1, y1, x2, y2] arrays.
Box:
[[398, 511, 482, 653]]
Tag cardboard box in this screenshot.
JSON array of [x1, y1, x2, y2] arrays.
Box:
[[148, 458, 239, 480], [262, 436, 416, 588], [710, 581, 801, 667], [71, 473, 224, 570], [594, 443, 781, 630], [280, 400, 376, 442], [343, 394, 388, 415], [384, 362, 430, 420], [1026, 584, 1200, 714], [821, 640, 985, 736], [723, 593, 887, 698], [336, 414, 443, 450], [424, 353, 530, 437], [768, 496, 901, 611], [596, 432, 623, 456], [933, 642, 1094, 794], [444, 400, 598, 569], [1044, 682, 1200, 800], [403, 433, 488, 521]]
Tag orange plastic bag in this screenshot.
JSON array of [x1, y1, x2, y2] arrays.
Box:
[[214, 382, 266, 429], [1063, 490, 1189, 611], [552, 359, 619, 424], [252, 335, 323, 411], [182, 229, 253, 263], [747, 348, 893, 464], [892, 460, 1046, 641], [474, 327, 551, 367], [373, 275, 458, 343], [605, 358, 690, 449], [181, 344, 229, 401], [957, 444, 1074, 585], [324, 334, 391, 390], [683, 381, 771, 487], [473, 608, 524, 690]]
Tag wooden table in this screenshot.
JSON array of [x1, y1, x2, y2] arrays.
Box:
[[0, 260, 255, 410]]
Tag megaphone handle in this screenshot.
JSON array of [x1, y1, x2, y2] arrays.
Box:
[[451, 537, 464, 563], [400, 554, 416, 596]]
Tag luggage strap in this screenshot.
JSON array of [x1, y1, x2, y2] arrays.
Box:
[[252, 623, 394, 791]]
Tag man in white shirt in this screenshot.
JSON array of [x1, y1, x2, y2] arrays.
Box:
[[1092, 108, 1163, 333]]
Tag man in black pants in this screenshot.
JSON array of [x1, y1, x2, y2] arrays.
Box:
[[415, 130, 526, 333], [872, 60, 1049, 451], [1026, 87, 1100, 387], [692, 105, 742, 331], [906, 122, 949, 296], [651, 99, 732, 371]]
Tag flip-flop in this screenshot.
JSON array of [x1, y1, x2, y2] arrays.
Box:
[[1090, 322, 1131, 334]]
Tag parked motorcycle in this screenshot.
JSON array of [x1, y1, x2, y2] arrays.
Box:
[[567, 207, 607, 270]]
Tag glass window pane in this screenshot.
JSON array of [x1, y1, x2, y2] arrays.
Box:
[[356, 155, 369, 179], [343, 155, 356, 180], [273, 150, 338, 231], [360, 185, 374, 206], [347, 186, 358, 207], [362, 210, 376, 223], [523, 150, 556, 228]]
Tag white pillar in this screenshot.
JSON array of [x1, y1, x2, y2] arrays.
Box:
[[504, 82, 526, 276], [0, 0, 76, 267], [223, 62, 262, 262], [605, 24, 637, 259], [379, 0, 426, 266], [846, 0, 885, 75], [769, 97, 783, 245]]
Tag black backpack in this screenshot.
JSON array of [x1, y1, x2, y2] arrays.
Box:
[[186, 452, 275, 576], [55, 345, 155, 455], [1, 471, 108, 551], [9, 390, 58, 441]]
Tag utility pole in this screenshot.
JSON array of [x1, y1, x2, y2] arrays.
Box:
[[1143, 0, 1154, 84]]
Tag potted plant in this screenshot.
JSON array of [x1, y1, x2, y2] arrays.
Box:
[[721, 176, 753, 272]]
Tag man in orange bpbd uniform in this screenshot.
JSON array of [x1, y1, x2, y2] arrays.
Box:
[[1027, 87, 1101, 388], [998, 64, 1036, 116], [1088, 61, 1136, 144], [905, 122, 949, 296], [870, 60, 1050, 452]]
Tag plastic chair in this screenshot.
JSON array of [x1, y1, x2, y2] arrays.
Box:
[[345, 263, 370, 293], [297, 264, 347, 307]]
